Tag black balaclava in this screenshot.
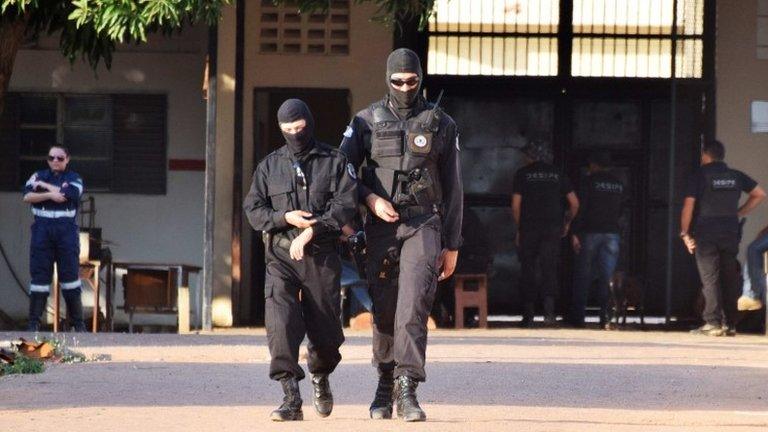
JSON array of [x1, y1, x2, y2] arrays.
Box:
[[277, 98, 315, 156], [386, 48, 423, 118]]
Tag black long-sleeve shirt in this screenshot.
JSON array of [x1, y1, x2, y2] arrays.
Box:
[[571, 170, 624, 235], [339, 98, 464, 250], [243, 142, 358, 242]]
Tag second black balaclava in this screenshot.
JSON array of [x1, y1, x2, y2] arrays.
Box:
[[277, 98, 315, 156], [386, 48, 423, 118]]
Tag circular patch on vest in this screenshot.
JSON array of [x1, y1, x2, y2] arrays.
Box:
[[347, 163, 357, 180], [414, 135, 428, 148]]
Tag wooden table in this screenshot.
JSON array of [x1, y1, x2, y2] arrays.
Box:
[[52, 260, 101, 333], [107, 262, 201, 333]]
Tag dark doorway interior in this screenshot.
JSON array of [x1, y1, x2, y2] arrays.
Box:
[[428, 79, 707, 319], [249, 88, 351, 324]]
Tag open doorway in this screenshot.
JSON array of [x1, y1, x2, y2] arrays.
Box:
[[248, 88, 351, 324]]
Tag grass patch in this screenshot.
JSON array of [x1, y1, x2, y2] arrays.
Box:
[[1, 354, 45, 375], [1, 335, 89, 376]]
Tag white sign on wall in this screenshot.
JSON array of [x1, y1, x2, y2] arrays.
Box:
[[752, 101, 768, 133]]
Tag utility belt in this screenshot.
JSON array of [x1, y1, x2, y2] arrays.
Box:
[[367, 204, 440, 225]]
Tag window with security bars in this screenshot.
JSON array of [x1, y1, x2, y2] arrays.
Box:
[[427, 0, 559, 76], [258, 0, 350, 55], [426, 0, 706, 79], [0, 93, 167, 194], [572, 0, 704, 78]]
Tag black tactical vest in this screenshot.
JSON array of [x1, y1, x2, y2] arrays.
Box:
[[362, 102, 443, 210], [699, 168, 741, 218]]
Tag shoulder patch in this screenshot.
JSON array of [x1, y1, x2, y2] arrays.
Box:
[[347, 163, 357, 180], [343, 125, 354, 138]]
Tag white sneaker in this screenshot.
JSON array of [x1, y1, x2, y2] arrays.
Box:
[[737, 296, 763, 311]]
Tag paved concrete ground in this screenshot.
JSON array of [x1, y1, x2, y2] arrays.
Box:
[[1, 328, 767, 431]]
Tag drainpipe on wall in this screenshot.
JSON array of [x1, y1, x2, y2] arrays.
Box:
[[202, 25, 218, 332], [665, 0, 679, 326]]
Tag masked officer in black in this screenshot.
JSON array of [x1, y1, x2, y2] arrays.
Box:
[[243, 99, 357, 421], [681, 140, 765, 336], [340, 48, 463, 422], [512, 141, 579, 327]]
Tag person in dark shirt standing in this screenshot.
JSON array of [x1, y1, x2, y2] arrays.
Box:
[[681, 140, 765, 336], [243, 99, 358, 421], [569, 152, 624, 329], [512, 141, 579, 327]]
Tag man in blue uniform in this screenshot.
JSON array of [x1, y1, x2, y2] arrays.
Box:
[[681, 140, 765, 336], [22, 145, 85, 332]]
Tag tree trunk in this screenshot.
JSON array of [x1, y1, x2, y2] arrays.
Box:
[[0, 17, 28, 118]]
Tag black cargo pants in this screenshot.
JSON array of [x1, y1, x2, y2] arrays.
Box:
[[364, 214, 442, 382], [519, 226, 562, 304], [264, 240, 345, 381]]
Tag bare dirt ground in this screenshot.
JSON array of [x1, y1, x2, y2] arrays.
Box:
[[1, 328, 767, 432]]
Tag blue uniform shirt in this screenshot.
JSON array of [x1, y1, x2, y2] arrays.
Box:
[[23, 169, 84, 217]]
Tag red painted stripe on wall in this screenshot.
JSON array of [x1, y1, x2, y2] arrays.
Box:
[[168, 159, 206, 171]]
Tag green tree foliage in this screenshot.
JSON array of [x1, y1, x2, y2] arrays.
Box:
[[0, 0, 434, 116], [1, 0, 228, 69]]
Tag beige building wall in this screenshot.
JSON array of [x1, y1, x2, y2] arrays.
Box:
[[0, 28, 208, 325], [716, 0, 768, 256]]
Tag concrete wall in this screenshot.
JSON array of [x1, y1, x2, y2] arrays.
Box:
[[717, 0, 768, 256], [0, 28, 208, 325], [219, 2, 393, 321]]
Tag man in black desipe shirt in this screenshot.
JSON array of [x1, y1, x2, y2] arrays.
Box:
[[512, 141, 579, 327], [681, 140, 765, 336], [569, 152, 624, 328]]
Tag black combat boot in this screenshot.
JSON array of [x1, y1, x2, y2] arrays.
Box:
[[543, 296, 558, 327], [270, 377, 303, 421], [26, 292, 49, 332], [62, 288, 87, 332], [395, 376, 426, 422], [520, 302, 535, 328], [369, 369, 394, 419], [310, 374, 333, 417]]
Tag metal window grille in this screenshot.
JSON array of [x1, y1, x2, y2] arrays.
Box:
[[427, 0, 560, 76], [2, 93, 167, 194], [426, 0, 705, 78], [257, 0, 350, 55], [571, 0, 704, 78]]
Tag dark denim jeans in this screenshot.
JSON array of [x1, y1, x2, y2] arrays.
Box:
[[570, 233, 620, 325], [744, 231, 768, 300]]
